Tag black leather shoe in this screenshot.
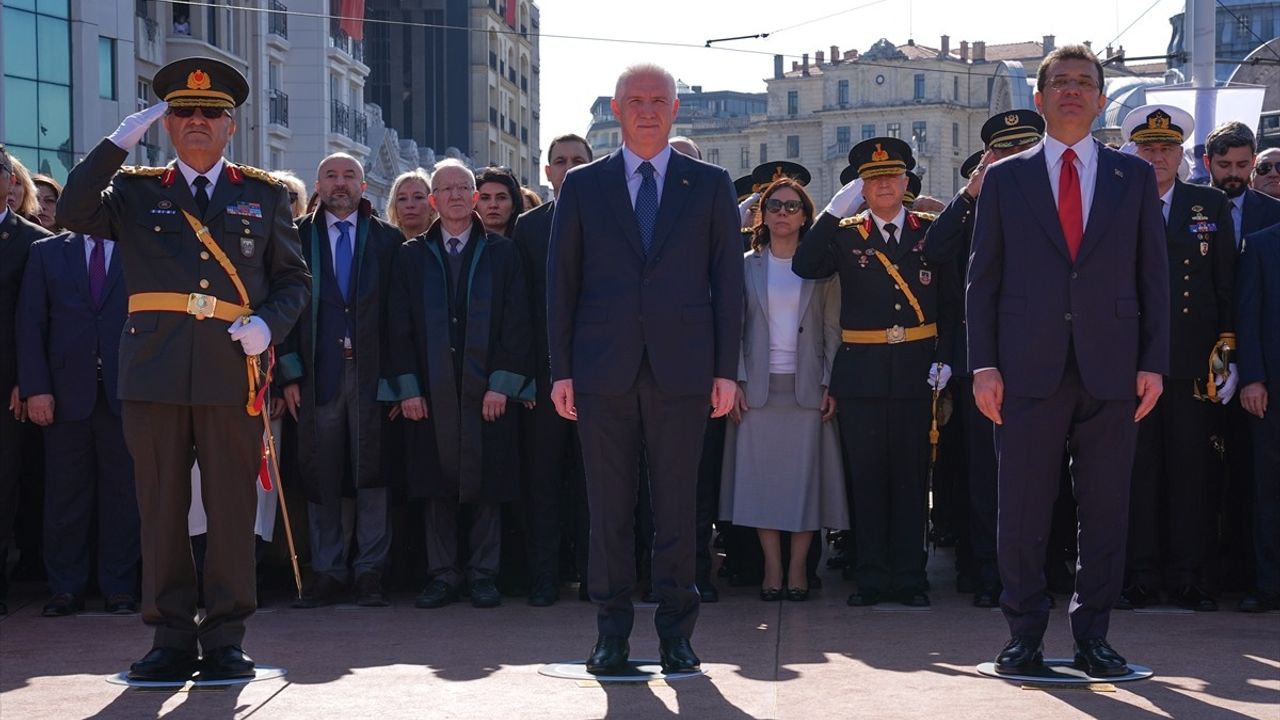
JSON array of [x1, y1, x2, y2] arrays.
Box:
[[899, 591, 930, 607], [973, 590, 998, 608], [1073, 638, 1129, 677], [528, 580, 558, 607], [470, 579, 502, 608], [1115, 584, 1157, 610], [414, 580, 458, 609], [128, 647, 200, 682], [1239, 591, 1280, 613], [585, 636, 630, 674], [105, 593, 139, 615], [846, 589, 881, 607], [658, 637, 701, 674], [786, 587, 810, 602], [1170, 585, 1217, 612], [760, 587, 782, 601], [292, 574, 346, 609], [641, 587, 660, 604], [697, 581, 719, 603], [994, 636, 1045, 675], [41, 593, 83, 617], [201, 645, 255, 681], [354, 572, 390, 607]]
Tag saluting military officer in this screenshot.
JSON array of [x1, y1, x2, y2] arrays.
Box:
[[793, 137, 959, 607], [1119, 105, 1236, 612], [56, 57, 309, 682]]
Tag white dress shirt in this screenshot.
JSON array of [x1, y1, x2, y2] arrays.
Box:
[[1159, 184, 1174, 225], [83, 236, 116, 269], [324, 210, 359, 268], [1042, 134, 1098, 226], [442, 223, 473, 255], [870, 206, 908, 242], [175, 157, 226, 202], [621, 143, 672, 209]]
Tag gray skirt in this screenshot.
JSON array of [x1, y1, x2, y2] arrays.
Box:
[[719, 373, 849, 532]]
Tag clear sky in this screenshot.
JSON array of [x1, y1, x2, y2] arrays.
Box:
[[535, 0, 1185, 181]]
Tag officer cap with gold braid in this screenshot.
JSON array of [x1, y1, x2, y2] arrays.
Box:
[[153, 57, 249, 110], [848, 137, 913, 180], [735, 161, 811, 200], [980, 109, 1044, 150], [960, 150, 983, 180], [903, 172, 922, 205], [1121, 103, 1194, 145]]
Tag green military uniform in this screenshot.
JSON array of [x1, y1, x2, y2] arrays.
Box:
[[56, 58, 308, 669]]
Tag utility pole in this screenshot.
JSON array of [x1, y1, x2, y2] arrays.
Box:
[[1188, 0, 1216, 151]]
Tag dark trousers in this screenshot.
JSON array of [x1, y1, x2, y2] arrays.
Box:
[[426, 499, 500, 586], [576, 357, 706, 640], [695, 417, 726, 585], [306, 359, 390, 581], [0, 405, 22, 600], [1127, 379, 1215, 589], [1216, 400, 1255, 591], [838, 397, 931, 595], [43, 385, 139, 597], [1251, 403, 1280, 594], [957, 377, 1000, 592], [123, 401, 260, 652], [996, 352, 1137, 643], [520, 373, 585, 589]]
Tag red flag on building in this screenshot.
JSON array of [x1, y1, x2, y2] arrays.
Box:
[[504, 0, 517, 28], [339, 0, 364, 41]]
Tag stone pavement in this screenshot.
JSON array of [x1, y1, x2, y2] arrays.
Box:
[[1, 550, 1277, 719]]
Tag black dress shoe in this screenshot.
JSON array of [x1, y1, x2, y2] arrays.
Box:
[[354, 572, 390, 607], [846, 589, 881, 607], [41, 593, 83, 617], [898, 591, 930, 607], [105, 593, 139, 615], [1072, 638, 1129, 677], [292, 574, 346, 609], [1115, 584, 1157, 610], [658, 637, 701, 674], [786, 587, 809, 602], [201, 645, 255, 681], [1239, 591, 1280, 613], [414, 580, 458, 609], [641, 587, 660, 604], [994, 636, 1045, 675], [760, 587, 782, 602], [1169, 585, 1217, 612], [697, 581, 719, 603], [128, 647, 201, 682], [585, 636, 630, 674], [470, 579, 502, 608], [973, 590, 998, 608], [528, 582, 558, 607]]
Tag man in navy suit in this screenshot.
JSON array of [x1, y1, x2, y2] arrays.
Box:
[[967, 45, 1170, 677], [547, 64, 743, 675], [17, 231, 140, 617]]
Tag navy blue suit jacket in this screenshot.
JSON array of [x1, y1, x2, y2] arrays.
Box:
[[1237, 223, 1280, 388], [17, 233, 126, 419], [1241, 187, 1280, 242], [547, 148, 744, 396], [967, 140, 1170, 401]]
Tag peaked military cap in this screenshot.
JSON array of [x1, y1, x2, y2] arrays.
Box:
[[960, 150, 983, 179], [903, 172, 922, 205], [1122, 104, 1194, 145], [980, 109, 1044, 150], [848, 137, 913, 180], [153, 56, 249, 109]]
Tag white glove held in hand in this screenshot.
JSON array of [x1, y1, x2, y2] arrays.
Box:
[[823, 178, 865, 219], [927, 363, 953, 391], [108, 102, 169, 151], [228, 316, 272, 356], [738, 192, 761, 227], [1216, 363, 1239, 405]]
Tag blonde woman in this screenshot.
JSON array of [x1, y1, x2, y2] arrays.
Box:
[[386, 169, 434, 239]]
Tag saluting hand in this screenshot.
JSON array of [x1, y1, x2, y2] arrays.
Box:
[[964, 150, 996, 198], [823, 178, 865, 219], [1134, 371, 1163, 422], [107, 102, 168, 152]]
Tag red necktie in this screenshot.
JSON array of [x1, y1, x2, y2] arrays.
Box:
[[1058, 148, 1083, 261]]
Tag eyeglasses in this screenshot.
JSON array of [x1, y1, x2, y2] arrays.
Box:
[[432, 184, 475, 196], [1255, 162, 1277, 176], [764, 198, 803, 215], [1047, 77, 1100, 93], [168, 107, 228, 119]]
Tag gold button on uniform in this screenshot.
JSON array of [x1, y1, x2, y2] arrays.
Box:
[[1183, 259, 1191, 266], [1182, 308, 1190, 314], [1183, 291, 1190, 298], [243, 228, 251, 235], [201, 251, 210, 260], [154, 226, 161, 232], [199, 279, 210, 289], [1183, 274, 1190, 281]]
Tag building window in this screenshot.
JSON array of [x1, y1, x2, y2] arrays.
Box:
[[2, 0, 73, 181], [952, 122, 960, 147], [913, 73, 925, 100], [759, 142, 768, 163], [887, 122, 901, 138], [912, 121, 927, 147], [786, 135, 799, 159], [98, 37, 116, 99], [953, 76, 959, 100], [838, 79, 849, 106], [986, 77, 995, 103], [708, 148, 720, 165], [862, 123, 875, 140], [740, 146, 749, 169], [836, 125, 850, 148], [787, 90, 798, 116]]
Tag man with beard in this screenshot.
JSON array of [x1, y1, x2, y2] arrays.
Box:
[[1203, 123, 1280, 244], [281, 153, 401, 609]]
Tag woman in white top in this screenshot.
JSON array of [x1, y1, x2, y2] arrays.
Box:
[[720, 178, 848, 601]]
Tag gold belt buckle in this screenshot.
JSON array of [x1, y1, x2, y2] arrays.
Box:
[[187, 292, 217, 320], [886, 325, 906, 344]]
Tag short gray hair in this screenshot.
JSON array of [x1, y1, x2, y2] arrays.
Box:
[[430, 158, 475, 190], [614, 64, 677, 101]]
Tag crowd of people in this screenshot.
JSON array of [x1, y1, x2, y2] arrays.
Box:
[[0, 45, 1278, 682]]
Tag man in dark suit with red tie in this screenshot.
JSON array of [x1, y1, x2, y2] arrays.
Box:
[[547, 64, 743, 675], [967, 45, 1170, 677]]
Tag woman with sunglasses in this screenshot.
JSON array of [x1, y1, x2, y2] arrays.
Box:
[[720, 176, 847, 602]]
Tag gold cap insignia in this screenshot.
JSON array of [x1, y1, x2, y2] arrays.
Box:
[[187, 69, 212, 91], [1192, 205, 1203, 213], [1147, 110, 1171, 130], [871, 144, 889, 162], [1004, 114, 1019, 126]]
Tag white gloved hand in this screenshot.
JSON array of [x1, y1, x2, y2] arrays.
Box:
[[738, 192, 761, 227], [228, 315, 272, 356], [1216, 363, 1239, 405], [927, 363, 953, 391], [823, 178, 865, 219], [108, 102, 169, 151]]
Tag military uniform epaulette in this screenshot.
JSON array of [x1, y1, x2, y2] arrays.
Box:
[[234, 164, 284, 186], [838, 211, 869, 229], [910, 210, 938, 222], [119, 165, 168, 177]]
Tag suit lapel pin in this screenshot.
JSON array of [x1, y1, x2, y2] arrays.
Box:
[[681, 178, 689, 186], [1114, 168, 1124, 178], [0, 232, 8, 240]]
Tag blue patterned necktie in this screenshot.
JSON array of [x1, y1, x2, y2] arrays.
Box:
[[635, 161, 659, 254], [335, 220, 353, 299]]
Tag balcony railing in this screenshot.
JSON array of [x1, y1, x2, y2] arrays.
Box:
[[329, 26, 363, 62], [352, 110, 367, 145], [331, 99, 350, 137], [269, 1, 288, 39], [269, 89, 289, 127], [825, 140, 852, 160]]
